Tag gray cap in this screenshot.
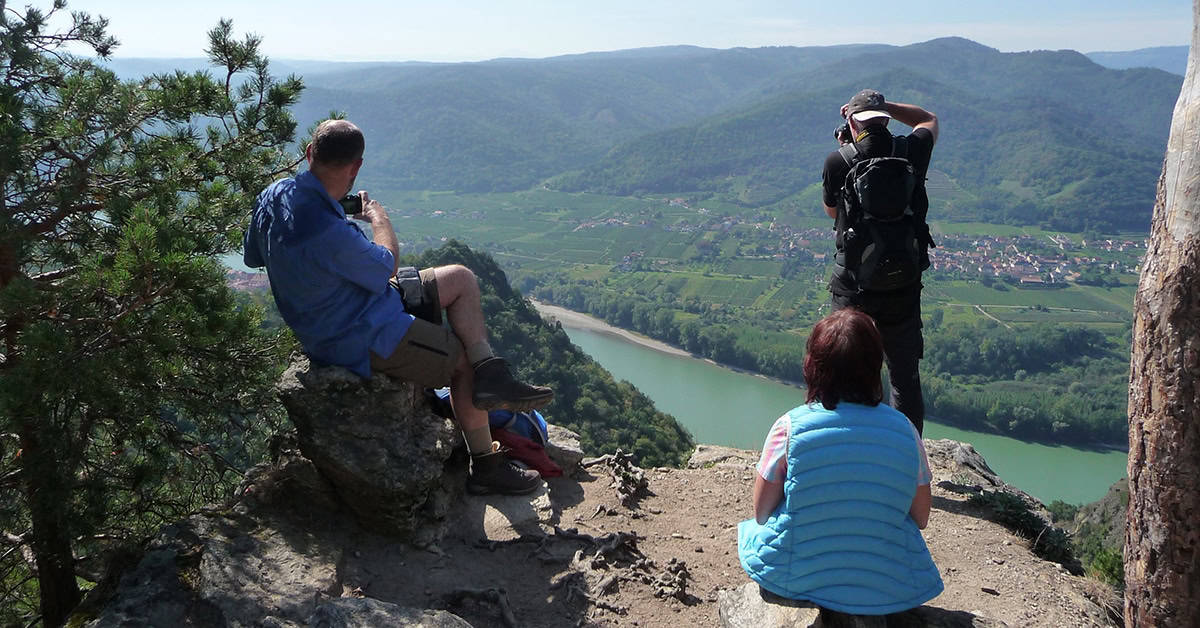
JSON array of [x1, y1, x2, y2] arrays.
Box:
[[845, 89, 891, 122]]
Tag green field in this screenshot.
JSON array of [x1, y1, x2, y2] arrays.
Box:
[[400, 189, 1143, 449], [926, 281, 1135, 322], [377, 189, 1144, 333]]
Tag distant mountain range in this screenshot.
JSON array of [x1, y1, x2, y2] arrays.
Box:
[[1087, 45, 1187, 76], [102, 38, 1184, 231], [550, 38, 1179, 231]]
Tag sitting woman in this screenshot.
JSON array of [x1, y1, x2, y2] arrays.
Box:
[[738, 308, 942, 614]]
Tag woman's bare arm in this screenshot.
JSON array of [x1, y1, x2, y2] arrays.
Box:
[[909, 484, 932, 529], [754, 474, 785, 524]]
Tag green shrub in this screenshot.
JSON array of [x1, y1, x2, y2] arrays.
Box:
[[968, 491, 1080, 573], [1047, 499, 1080, 523], [1086, 547, 1125, 589]]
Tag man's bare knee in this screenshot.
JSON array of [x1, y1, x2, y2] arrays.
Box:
[[433, 264, 479, 306]]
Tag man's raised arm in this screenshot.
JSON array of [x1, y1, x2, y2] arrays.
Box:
[[356, 191, 399, 275], [887, 102, 938, 145]]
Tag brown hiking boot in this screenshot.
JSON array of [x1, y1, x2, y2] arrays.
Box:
[[471, 357, 554, 412], [466, 443, 542, 495]]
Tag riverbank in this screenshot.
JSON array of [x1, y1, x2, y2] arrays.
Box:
[[531, 300, 693, 358], [537, 303, 1128, 504], [532, 299, 810, 388], [534, 299, 1127, 454]]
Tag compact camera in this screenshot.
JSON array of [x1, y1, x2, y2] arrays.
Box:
[[339, 194, 363, 216]]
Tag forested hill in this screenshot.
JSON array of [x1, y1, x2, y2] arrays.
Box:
[[286, 44, 892, 192], [109, 38, 1181, 231], [554, 38, 1180, 231], [408, 242, 695, 467]]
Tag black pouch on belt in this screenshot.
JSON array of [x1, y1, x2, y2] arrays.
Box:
[[393, 266, 442, 325]]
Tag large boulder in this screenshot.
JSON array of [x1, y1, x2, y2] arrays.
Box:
[[308, 598, 471, 627], [277, 357, 462, 542], [85, 457, 347, 627]]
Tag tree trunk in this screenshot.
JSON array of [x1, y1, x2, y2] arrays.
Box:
[[1125, 1, 1200, 624], [20, 427, 81, 627]]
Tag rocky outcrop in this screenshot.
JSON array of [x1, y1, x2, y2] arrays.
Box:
[[85, 456, 352, 627], [1070, 478, 1128, 551], [278, 358, 462, 544], [84, 363, 1120, 627], [687, 445, 757, 470], [924, 439, 1007, 489], [85, 357, 595, 627]]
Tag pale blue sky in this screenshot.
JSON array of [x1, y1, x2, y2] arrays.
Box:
[[65, 0, 1189, 62]]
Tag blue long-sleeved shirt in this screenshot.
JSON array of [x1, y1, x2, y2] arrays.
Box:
[[243, 170, 412, 377]]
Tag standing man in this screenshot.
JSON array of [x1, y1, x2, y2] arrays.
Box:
[[822, 89, 938, 434], [244, 119, 553, 495]]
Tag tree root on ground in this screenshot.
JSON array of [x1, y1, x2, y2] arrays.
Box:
[[580, 450, 648, 508], [552, 572, 629, 616], [474, 526, 645, 565], [547, 526, 700, 617], [470, 524, 698, 623]]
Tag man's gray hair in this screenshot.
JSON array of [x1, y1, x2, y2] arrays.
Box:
[[310, 120, 364, 167]]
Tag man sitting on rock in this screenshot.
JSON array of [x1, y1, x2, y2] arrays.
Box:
[[244, 119, 552, 496]]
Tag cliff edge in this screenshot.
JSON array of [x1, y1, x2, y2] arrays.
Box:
[[82, 361, 1121, 627]]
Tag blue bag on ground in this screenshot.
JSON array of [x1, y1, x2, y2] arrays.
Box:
[[487, 408, 549, 446], [431, 387, 549, 446]]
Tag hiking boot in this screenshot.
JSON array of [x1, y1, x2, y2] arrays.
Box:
[[471, 357, 554, 412], [467, 443, 542, 495]]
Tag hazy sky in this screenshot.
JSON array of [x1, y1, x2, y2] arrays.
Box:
[[62, 0, 1190, 62]]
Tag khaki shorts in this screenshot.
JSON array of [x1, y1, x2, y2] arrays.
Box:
[[369, 268, 463, 387]]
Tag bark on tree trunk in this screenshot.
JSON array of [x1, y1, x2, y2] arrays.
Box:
[[20, 428, 81, 627], [1125, 2, 1200, 624]]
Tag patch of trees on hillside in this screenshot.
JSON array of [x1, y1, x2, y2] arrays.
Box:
[[915, 321, 1128, 443]]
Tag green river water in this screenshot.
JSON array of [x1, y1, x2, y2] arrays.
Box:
[[558, 325, 1127, 505]]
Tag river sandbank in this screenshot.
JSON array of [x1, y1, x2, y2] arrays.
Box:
[[530, 299, 808, 390], [531, 300, 693, 358]]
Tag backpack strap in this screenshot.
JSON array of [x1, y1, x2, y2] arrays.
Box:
[[891, 134, 908, 159], [838, 143, 859, 167]]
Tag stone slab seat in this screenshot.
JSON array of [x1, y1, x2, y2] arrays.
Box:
[[719, 582, 1008, 627]]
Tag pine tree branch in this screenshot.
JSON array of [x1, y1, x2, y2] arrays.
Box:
[[29, 267, 77, 283], [0, 468, 21, 489], [20, 202, 103, 236]]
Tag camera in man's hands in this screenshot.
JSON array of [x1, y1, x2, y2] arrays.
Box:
[[835, 123, 852, 145], [339, 194, 363, 216]]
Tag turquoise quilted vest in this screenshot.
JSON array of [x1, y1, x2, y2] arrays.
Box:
[[738, 402, 943, 614]]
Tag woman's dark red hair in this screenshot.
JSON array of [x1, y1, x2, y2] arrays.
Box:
[[803, 308, 885, 409]]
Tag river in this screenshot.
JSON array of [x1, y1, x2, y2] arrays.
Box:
[[539, 306, 1127, 505]]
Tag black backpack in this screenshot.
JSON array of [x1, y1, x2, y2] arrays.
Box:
[[836, 135, 927, 292]]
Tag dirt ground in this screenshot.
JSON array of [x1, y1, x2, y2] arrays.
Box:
[[328, 444, 1121, 628]]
